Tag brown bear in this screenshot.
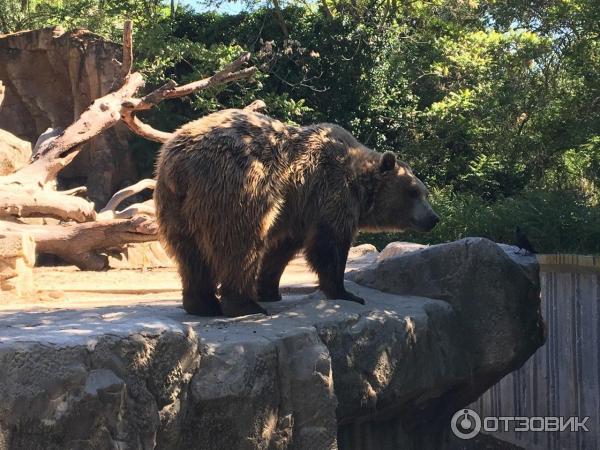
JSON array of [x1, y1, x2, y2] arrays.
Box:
[[155, 109, 439, 317]]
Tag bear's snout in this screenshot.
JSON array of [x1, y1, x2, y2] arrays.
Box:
[[422, 213, 440, 231], [409, 197, 439, 232], [412, 212, 439, 232]]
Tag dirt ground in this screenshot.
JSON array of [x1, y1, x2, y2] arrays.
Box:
[[0, 256, 320, 312]]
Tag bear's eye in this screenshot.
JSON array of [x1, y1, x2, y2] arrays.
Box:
[[408, 188, 420, 199]]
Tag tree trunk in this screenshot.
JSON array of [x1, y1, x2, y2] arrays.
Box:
[[272, 0, 289, 38]]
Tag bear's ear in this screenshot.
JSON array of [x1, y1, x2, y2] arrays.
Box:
[[379, 152, 396, 172]]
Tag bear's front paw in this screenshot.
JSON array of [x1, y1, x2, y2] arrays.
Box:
[[221, 299, 269, 317], [325, 289, 365, 305], [341, 291, 366, 305]]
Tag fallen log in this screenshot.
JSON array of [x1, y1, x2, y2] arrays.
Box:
[[0, 186, 95, 222], [0, 217, 157, 270]]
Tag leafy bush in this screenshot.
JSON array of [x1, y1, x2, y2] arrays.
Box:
[[356, 189, 600, 255], [3, 0, 600, 254]]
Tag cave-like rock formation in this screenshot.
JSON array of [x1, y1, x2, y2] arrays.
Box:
[[0, 27, 137, 204]]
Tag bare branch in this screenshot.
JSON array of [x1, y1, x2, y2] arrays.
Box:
[[113, 199, 155, 219], [219, 52, 253, 76], [61, 186, 88, 196], [135, 80, 177, 107], [119, 52, 258, 144], [120, 111, 172, 143], [3, 72, 145, 186], [121, 20, 133, 81], [38, 72, 145, 160], [32, 127, 63, 159], [100, 178, 156, 216], [133, 53, 257, 110]]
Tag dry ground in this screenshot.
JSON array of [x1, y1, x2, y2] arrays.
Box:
[[0, 256, 322, 312]]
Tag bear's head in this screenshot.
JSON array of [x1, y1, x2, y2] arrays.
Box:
[[361, 152, 439, 232]]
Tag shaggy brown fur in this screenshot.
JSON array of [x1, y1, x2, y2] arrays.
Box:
[[155, 109, 438, 317]]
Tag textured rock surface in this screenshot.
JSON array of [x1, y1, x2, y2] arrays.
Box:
[[0, 128, 31, 175], [0, 238, 544, 449], [0, 232, 35, 296], [377, 241, 426, 261], [0, 27, 137, 204]]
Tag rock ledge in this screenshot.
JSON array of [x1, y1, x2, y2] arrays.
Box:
[[0, 238, 544, 449]]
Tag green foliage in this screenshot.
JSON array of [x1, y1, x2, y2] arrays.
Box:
[[2, 0, 599, 253], [0, 0, 167, 37], [356, 189, 600, 255]]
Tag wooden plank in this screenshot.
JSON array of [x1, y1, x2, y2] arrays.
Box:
[[471, 257, 600, 449]]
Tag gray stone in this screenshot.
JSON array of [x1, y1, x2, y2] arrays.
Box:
[[377, 241, 426, 261], [346, 238, 545, 425], [0, 238, 544, 449]]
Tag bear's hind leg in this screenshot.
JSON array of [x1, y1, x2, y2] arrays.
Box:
[[305, 224, 365, 305], [173, 242, 222, 316], [256, 237, 302, 302]]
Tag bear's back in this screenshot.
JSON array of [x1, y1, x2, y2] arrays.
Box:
[[175, 109, 291, 162], [172, 109, 364, 168], [157, 108, 375, 204]]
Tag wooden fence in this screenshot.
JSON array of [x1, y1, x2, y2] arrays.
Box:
[[472, 254, 600, 450]]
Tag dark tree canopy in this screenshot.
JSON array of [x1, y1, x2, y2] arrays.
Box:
[[1, 0, 599, 253]]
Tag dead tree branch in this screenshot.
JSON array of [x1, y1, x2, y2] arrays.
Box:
[[119, 52, 257, 143], [98, 178, 156, 219], [0, 217, 157, 270], [0, 187, 95, 222], [121, 20, 133, 81]]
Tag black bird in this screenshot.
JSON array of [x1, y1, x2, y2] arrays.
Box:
[[515, 226, 537, 255]]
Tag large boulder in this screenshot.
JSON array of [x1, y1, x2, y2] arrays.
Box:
[[0, 27, 137, 204], [346, 238, 544, 429], [0, 238, 544, 449]]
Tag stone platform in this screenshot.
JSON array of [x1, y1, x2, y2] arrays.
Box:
[[0, 238, 544, 450]]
